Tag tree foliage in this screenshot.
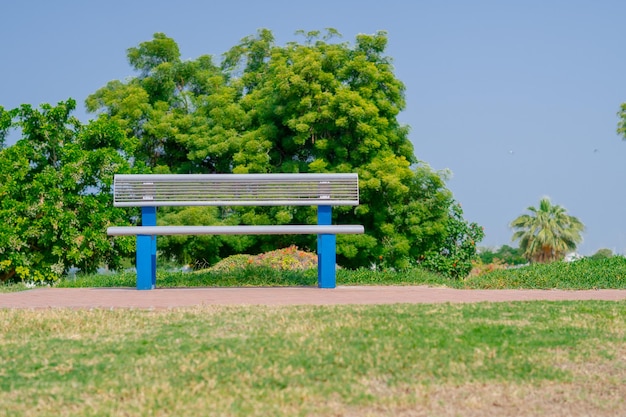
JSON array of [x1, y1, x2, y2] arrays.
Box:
[[0, 100, 135, 283], [589, 248, 613, 261], [478, 245, 526, 266], [510, 197, 584, 264], [418, 203, 485, 278], [617, 102, 626, 140], [86, 30, 484, 274]]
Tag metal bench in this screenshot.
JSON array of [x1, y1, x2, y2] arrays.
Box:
[[107, 173, 364, 290]]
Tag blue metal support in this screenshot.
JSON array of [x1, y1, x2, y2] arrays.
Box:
[[317, 205, 336, 288], [136, 206, 157, 290]]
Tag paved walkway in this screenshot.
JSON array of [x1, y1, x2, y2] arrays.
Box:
[[1, 286, 625, 309]]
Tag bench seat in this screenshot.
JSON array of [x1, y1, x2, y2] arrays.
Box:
[[107, 173, 363, 289]]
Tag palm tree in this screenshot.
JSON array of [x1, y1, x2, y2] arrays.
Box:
[[510, 197, 584, 263]]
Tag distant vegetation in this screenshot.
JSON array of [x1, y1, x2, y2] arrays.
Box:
[[31, 252, 623, 291], [510, 197, 584, 263], [465, 256, 626, 289], [589, 248, 614, 260], [0, 30, 483, 285], [477, 245, 527, 266]]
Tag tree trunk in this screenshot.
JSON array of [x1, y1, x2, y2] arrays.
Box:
[[0, 269, 17, 283]]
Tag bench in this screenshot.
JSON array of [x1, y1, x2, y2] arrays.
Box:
[[107, 173, 364, 290]]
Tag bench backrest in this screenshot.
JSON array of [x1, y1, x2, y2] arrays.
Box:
[[113, 173, 359, 207]]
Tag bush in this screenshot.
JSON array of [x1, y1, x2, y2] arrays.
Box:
[[207, 245, 317, 272], [589, 248, 613, 261], [469, 258, 508, 277], [462, 256, 626, 289], [419, 203, 484, 279], [478, 245, 527, 265]]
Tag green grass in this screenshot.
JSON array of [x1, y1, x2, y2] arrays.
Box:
[[0, 282, 32, 293], [1, 302, 624, 416], [54, 266, 449, 289], [50, 256, 626, 290], [463, 257, 626, 289], [2, 255, 625, 292]]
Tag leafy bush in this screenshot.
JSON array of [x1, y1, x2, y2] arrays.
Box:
[[207, 245, 317, 272], [0, 101, 135, 284], [589, 248, 613, 261], [462, 256, 626, 289], [418, 203, 484, 279], [478, 245, 526, 265], [206, 254, 254, 272], [242, 245, 318, 271], [469, 258, 508, 277]]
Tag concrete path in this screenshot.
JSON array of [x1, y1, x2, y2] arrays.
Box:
[[1, 286, 625, 309]]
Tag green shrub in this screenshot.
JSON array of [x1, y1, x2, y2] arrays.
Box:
[[478, 245, 527, 265], [419, 203, 484, 279], [469, 258, 508, 277], [208, 254, 254, 272], [589, 248, 613, 261], [462, 256, 626, 289]]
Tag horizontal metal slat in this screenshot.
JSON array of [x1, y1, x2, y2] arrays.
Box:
[[107, 225, 365, 236], [116, 173, 357, 182], [113, 200, 361, 207]]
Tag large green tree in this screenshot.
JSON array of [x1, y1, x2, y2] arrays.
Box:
[[0, 100, 135, 283], [86, 32, 235, 173], [510, 197, 584, 263], [86, 30, 483, 273]]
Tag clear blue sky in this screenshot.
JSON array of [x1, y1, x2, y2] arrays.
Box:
[[2, 0, 626, 255]]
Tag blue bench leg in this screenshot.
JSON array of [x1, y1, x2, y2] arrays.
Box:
[[137, 207, 157, 290], [317, 205, 336, 288]]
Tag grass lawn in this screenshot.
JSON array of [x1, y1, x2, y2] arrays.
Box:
[[1, 301, 624, 416]]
